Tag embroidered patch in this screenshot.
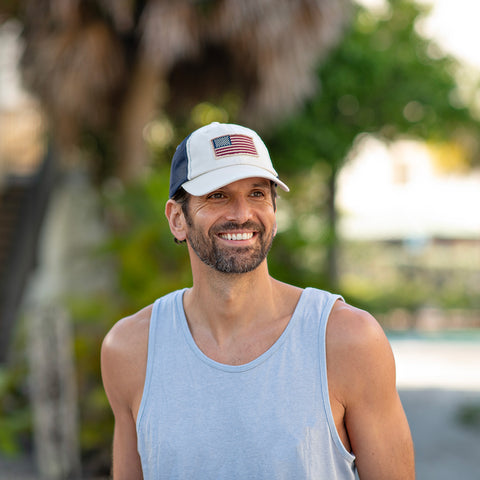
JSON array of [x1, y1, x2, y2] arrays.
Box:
[[211, 134, 258, 158]]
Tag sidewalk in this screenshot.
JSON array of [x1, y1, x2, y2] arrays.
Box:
[[400, 389, 480, 480], [391, 335, 480, 391], [391, 336, 480, 480]]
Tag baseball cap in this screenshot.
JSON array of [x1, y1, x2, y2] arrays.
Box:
[[169, 122, 289, 197]]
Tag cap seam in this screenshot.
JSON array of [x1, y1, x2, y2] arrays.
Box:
[[186, 135, 193, 182]]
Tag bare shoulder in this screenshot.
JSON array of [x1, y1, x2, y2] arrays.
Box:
[[327, 301, 390, 352], [328, 302, 415, 479], [327, 301, 396, 403], [102, 304, 152, 357], [101, 304, 153, 413]]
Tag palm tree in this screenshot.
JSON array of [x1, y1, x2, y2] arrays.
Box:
[[20, 0, 350, 180]]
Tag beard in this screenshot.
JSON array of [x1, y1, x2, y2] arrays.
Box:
[[186, 220, 275, 274]]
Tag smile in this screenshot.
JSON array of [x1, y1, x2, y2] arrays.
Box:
[[219, 232, 254, 241]]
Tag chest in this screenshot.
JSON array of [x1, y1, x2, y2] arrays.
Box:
[[136, 349, 349, 479], [190, 319, 291, 366], [135, 290, 356, 478]]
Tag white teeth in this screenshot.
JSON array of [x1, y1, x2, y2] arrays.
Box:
[[221, 232, 254, 240]]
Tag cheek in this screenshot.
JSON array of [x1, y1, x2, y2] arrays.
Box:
[[188, 206, 218, 228]]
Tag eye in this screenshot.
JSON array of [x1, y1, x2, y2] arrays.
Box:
[[250, 190, 265, 198], [207, 192, 225, 200]]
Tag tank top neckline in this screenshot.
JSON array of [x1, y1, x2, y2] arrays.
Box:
[[176, 287, 310, 372]]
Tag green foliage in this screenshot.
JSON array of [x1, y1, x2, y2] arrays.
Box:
[[67, 294, 117, 469], [0, 362, 31, 456], [268, 165, 333, 289], [457, 403, 480, 430], [268, 0, 480, 174], [266, 0, 480, 288], [340, 238, 480, 314], [103, 166, 193, 311]]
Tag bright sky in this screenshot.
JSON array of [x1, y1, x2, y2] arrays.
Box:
[[357, 0, 480, 69], [416, 0, 480, 69]]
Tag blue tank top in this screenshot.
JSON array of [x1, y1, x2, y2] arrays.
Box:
[[136, 287, 356, 479]]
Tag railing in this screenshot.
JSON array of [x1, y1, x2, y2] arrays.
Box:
[[0, 146, 57, 363]]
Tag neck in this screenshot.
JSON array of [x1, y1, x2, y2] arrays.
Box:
[[184, 260, 277, 335], [183, 258, 303, 365]]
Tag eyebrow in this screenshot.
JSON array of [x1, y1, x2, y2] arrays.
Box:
[[250, 180, 271, 188]]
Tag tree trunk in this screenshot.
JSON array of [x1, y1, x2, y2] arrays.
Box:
[[326, 166, 339, 288], [116, 57, 162, 181], [22, 163, 110, 479], [27, 305, 81, 480]]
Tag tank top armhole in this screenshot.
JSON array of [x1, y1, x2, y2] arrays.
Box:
[[318, 292, 356, 463], [135, 297, 161, 435]]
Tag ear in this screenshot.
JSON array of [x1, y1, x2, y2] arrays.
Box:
[[165, 199, 187, 242], [273, 221, 278, 237]]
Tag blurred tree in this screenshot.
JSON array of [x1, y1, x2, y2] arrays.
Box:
[[1, 1, 353, 475], [16, 0, 350, 181], [1, 0, 479, 473], [267, 0, 480, 287]]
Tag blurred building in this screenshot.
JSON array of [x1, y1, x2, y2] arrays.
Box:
[[337, 134, 480, 330], [338, 134, 480, 241]]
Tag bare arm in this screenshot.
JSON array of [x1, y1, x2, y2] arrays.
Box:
[[101, 309, 151, 480], [328, 304, 415, 479]]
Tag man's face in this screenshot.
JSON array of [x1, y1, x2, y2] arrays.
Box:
[[183, 178, 277, 274]]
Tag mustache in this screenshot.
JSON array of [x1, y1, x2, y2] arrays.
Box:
[[210, 221, 264, 234]]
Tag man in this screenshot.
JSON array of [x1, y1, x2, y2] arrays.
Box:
[[101, 122, 415, 479]]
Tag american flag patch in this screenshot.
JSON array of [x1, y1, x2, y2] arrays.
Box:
[[211, 134, 258, 158]]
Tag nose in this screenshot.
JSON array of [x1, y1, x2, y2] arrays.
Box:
[[225, 195, 253, 224]]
